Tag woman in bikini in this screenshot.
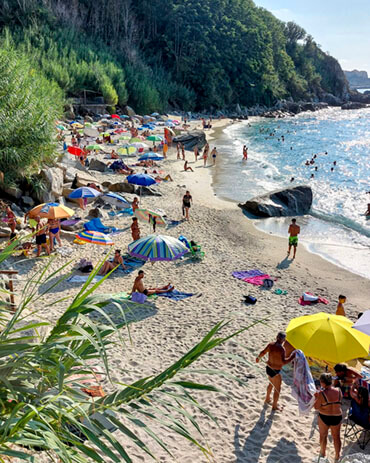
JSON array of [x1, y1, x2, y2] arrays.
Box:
[[314, 373, 343, 463], [48, 218, 62, 252], [203, 143, 209, 167], [99, 249, 126, 275], [35, 217, 50, 257], [5, 206, 16, 233]]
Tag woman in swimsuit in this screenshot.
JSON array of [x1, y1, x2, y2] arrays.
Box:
[[48, 219, 62, 252], [132, 197, 139, 213], [5, 207, 16, 233], [182, 190, 192, 220], [314, 373, 343, 462]]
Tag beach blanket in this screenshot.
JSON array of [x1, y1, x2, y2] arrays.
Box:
[[291, 349, 316, 415], [232, 270, 270, 286], [68, 275, 103, 283], [166, 220, 182, 229], [299, 292, 329, 306], [157, 290, 195, 301], [113, 255, 145, 275], [99, 291, 157, 303]]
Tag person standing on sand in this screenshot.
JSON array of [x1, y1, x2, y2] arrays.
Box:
[[131, 217, 140, 241], [35, 216, 50, 257], [194, 145, 199, 162], [132, 197, 139, 213], [181, 143, 185, 161], [336, 295, 346, 317], [287, 218, 300, 259], [176, 142, 181, 160], [256, 332, 296, 411], [203, 143, 209, 166], [211, 147, 218, 165], [182, 190, 192, 220]]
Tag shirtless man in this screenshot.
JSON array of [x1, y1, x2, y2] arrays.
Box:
[[287, 218, 300, 259], [131, 270, 174, 295], [256, 332, 296, 410], [99, 249, 126, 275]]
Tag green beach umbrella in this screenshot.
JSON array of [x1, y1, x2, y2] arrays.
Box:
[[146, 135, 163, 142], [118, 146, 137, 155]]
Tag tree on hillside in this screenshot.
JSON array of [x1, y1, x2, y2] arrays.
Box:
[[0, 47, 63, 184]]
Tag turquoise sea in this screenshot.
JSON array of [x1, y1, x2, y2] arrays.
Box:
[[213, 107, 370, 279]]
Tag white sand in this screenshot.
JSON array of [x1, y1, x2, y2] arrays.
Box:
[[7, 118, 370, 462]]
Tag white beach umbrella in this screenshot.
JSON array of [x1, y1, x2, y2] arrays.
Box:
[[352, 310, 370, 336]]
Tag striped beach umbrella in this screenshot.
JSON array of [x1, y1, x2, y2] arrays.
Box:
[[138, 152, 164, 161], [128, 234, 187, 262], [134, 209, 166, 227], [76, 230, 113, 246]]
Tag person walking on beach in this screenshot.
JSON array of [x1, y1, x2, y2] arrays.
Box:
[[182, 190, 192, 220], [181, 143, 185, 160], [194, 145, 199, 162], [256, 332, 295, 411], [314, 373, 343, 463], [243, 145, 248, 161], [177, 142, 181, 160], [211, 147, 218, 165], [203, 143, 209, 166], [287, 218, 300, 259]]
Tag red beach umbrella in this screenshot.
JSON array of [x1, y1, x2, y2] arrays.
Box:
[[111, 114, 120, 119], [68, 146, 83, 156]]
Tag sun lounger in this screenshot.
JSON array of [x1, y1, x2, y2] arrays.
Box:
[[178, 235, 205, 259]]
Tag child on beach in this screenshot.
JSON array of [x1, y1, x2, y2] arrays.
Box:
[[336, 295, 346, 317]]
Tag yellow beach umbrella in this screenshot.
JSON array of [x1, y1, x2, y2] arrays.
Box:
[[286, 312, 370, 364], [29, 202, 74, 219], [118, 146, 136, 156]]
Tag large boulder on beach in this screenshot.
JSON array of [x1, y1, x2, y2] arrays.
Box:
[[108, 182, 136, 194], [88, 159, 107, 172], [40, 167, 64, 198], [239, 185, 313, 218], [173, 130, 207, 150]]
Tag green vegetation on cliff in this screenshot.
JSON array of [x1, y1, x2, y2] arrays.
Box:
[[0, 0, 348, 114]]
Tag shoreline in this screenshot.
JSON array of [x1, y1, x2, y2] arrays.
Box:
[[207, 115, 370, 282]]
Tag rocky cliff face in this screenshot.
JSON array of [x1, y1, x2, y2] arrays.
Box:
[[344, 70, 370, 88]]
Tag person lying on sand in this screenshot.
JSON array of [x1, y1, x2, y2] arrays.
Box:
[[99, 249, 126, 275], [256, 331, 296, 411], [131, 270, 174, 295], [184, 161, 193, 172]]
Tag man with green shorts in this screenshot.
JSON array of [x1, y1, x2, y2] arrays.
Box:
[[287, 218, 300, 259]]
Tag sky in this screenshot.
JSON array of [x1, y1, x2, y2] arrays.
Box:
[[254, 0, 370, 74]]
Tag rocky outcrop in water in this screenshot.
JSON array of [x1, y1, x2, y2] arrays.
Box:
[[173, 131, 207, 150], [239, 185, 313, 218], [341, 102, 367, 110]]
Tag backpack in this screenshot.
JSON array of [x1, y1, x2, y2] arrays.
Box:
[[262, 278, 274, 289], [244, 295, 257, 304]]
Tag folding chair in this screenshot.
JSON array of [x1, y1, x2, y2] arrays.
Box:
[[343, 399, 370, 450]]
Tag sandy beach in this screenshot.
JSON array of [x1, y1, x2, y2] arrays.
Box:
[[6, 117, 370, 463]]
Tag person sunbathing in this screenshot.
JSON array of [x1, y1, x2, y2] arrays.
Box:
[[184, 161, 194, 172], [131, 270, 174, 295], [99, 249, 126, 275]]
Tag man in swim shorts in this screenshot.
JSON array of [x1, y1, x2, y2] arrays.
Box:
[[131, 270, 174, 295], [287, 218, 300, 259], [256, 332, 296, 410]]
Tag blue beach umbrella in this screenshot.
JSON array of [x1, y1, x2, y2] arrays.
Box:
[[138, 153, 164, 162], [68, 187, 102, 199], [102, 192, 131, 209], [128, 234, 187, 262], [127, 173, 156, 187]]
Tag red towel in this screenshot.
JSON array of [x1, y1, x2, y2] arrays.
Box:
[[243, 274, 270, 286], [299, 292, 329, 306]]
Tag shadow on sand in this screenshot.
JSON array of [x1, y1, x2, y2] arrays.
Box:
[[276, 256, 294, 270]]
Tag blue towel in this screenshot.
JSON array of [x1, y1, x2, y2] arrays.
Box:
[[157, 290, 194, 301], [84, 218, 115, 234], [167, 220, 182, 229]]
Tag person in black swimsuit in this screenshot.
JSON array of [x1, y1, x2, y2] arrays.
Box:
[[314, 373, 342, 462], [182, 190, 192, 221]]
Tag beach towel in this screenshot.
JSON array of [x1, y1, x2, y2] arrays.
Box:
[[84, 218, 116, 234], [167, 220, 182, 229], [291, 349, 316, 415], [113, 255, 145, 274], [67, 275, 103, 283], [99, 291, 157, 303], [299, 292, 329, 306], [232, 269, 266, 280], [157, 289, 195, 301]]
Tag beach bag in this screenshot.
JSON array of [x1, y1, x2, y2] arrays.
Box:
[[244, 295, 257, 304], [131, 292, 147, 304], [262, 278, 274, 289], [78, 258, 93, 273]]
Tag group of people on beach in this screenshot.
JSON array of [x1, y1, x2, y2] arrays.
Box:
[[257, 331, 368, 463]]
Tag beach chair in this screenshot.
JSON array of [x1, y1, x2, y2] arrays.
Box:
[[343, 399, 370, 450], [178, 235, 205, 260]]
